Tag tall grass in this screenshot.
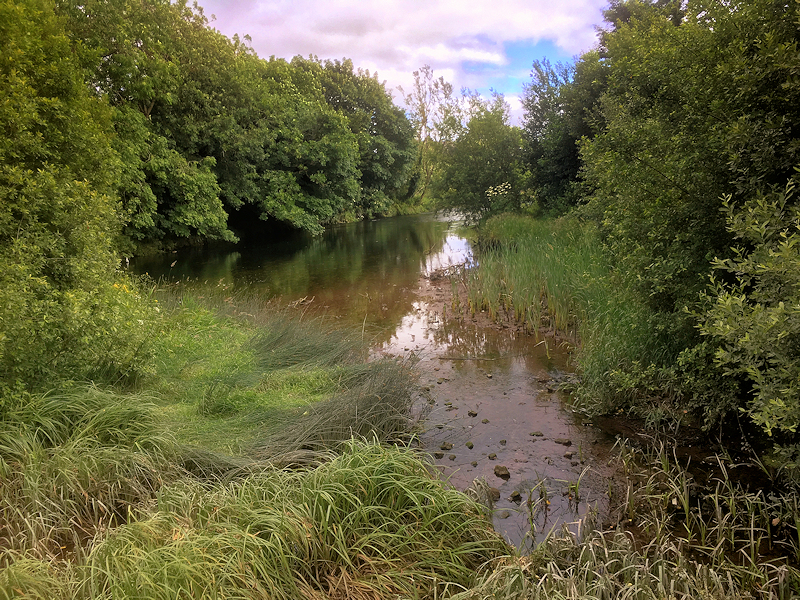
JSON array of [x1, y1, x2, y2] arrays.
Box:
[[0, 387, 180, 560], [454, 443, 800, 600], [457, 214, 682, 419], [1, 441, 507, 600]]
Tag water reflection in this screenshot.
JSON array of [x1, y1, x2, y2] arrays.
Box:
[[134, 215, 466, 342], [136, 213, 614, 550]]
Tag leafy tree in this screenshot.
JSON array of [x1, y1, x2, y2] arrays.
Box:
[[400, 65, 464, 203], [521, 59, 582, 214], [292, 58, 416, 218], [437, 94, 524, 221], [58, 0, 236, 245], [582, 0, 800, 317], [0, 0, 155, 394]]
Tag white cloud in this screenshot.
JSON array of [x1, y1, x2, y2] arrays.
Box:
[[200, 0, 607, 113]]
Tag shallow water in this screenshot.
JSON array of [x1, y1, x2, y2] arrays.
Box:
[[135, 214, 617, 549]]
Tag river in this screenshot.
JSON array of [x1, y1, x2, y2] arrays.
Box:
[[134, 213, 617, 550]]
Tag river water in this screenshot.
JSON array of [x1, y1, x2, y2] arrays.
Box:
[[134, 213, 617, 550]]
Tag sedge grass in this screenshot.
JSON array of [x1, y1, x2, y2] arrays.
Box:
[[0, 387, 180, 560], [77, 440, 507, 600]]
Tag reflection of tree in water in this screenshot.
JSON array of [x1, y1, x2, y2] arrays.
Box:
[[429, 316, 568, 375], [135, 215, 456, 334]]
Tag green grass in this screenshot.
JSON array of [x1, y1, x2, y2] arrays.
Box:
[[1, 292, 504, 598], [455, 214, 689, 422]]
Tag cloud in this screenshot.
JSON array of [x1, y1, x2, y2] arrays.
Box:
[[199, 0, 607, 117]]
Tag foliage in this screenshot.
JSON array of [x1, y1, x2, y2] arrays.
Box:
[[399, 65, 465, 204], [521, 59, 583, 214], [0, 0, 157, 396], [293, 57, 417, 218], [698, 179, 800, 438], [437, 94, 525, 221], [56, 0, 418, 244]]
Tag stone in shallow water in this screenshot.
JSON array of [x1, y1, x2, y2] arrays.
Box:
[[468, 410, 478, 417], [489, 487, 501, 501], [440, 442, 453, 450], [554, 438, 572, 446], [465, 441, 474, 449], [497, 510, 510, 519], [508, 490, 522, 503], [488, 453, 497, 460], [529, 431, 544, 437], [494, 465, 510, 479]]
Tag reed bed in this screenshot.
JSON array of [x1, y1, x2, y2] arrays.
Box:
[[455, 214, 681, 418], [455, 443, 800, 600]]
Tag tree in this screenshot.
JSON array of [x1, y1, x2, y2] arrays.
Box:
[[437, 94, 524, 221], [0, 0, 155, 394], [291, 57, 416, 218], [399, 65, 464, 203]]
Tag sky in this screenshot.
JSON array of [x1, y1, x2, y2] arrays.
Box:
[[197, 0, 610, 123]]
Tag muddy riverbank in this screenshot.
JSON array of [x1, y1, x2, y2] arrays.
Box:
[[379, 267, 622, 549]]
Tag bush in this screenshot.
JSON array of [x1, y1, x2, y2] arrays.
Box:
[[698, 177, 800, 438]]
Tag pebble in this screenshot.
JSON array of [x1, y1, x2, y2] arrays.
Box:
[[482, 419, 490, 424], [440, 442, 453, 451], [508, 490, 522, 503], [434, 452, 444, 459], [529, 431, 544, 437], [488, 453, 497, 460], [465, 441, 474, 449], [468, 410, 478, 417], [494, 465, 510, 478], [489, 487, 501, 501], [471, 461, 478, 467], [448, 454, 456, 461], [564, 451, 575, 459], [554, 438, 572, 446], [499, 439, 507, 446], [497, 510, 510, 519]]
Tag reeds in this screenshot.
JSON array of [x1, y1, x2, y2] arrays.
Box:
[[453, 442, 800, 600], [457, 214, 685, 420]]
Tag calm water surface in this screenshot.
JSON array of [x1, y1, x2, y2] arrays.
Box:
[[135, 214, 615, 550]]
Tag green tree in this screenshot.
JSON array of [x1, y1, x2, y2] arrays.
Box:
[[437, 94, 524, 221], [292, 57, 416, 218], [400, 65, 464, 203], [0, 0, 155, 393]]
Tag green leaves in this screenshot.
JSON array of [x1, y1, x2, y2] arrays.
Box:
[[699, 180, 800, 436], [437, 94, 525, 222]]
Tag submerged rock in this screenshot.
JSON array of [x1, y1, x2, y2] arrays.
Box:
[[494, 465, 510, 479]]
